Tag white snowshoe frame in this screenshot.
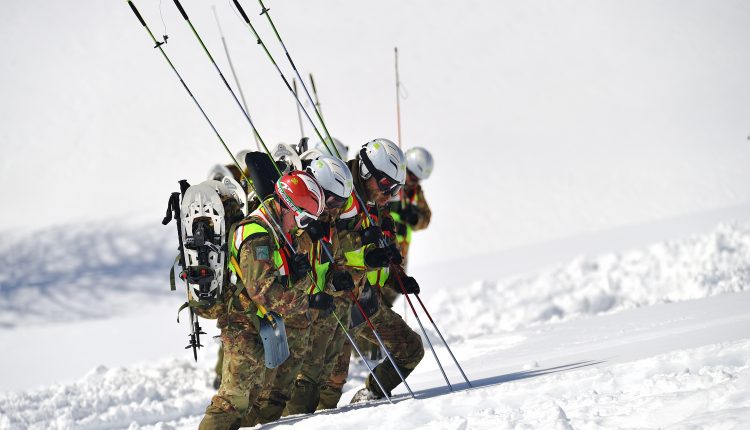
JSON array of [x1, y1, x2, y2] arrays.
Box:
[[180, 180, 235, 304], [272, 142, 303, 172]]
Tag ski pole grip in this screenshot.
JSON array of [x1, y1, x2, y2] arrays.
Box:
[[173, 0, 189, 20], [233, 0, 251, 23], [128, 1, 147, 27]]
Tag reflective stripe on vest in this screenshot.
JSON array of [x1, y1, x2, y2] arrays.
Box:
[[389, 210, 413, 245], [367, 266, 389, 288], [339, 195, 358, 220], [309, 238, 332, 294], [229, 221, 288, 279], [344, 247, 366, 271]]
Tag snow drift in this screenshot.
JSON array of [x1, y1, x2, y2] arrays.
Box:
[[425, 221, 750, 342]]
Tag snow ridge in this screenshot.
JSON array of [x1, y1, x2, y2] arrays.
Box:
[[426, 222, 750, 342]]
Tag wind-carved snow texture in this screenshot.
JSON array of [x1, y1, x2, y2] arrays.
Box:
[[426, 222, 750, 343], [0, 221, 176, 328]]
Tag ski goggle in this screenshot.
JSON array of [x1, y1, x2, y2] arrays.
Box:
[[377, 176, 403, 197], [295, 211, 318, 229], [324, 191, 348, 209], [359, 147, 404, 197], [278, 185, 321, 229]]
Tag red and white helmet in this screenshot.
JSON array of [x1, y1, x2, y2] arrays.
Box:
[[275, 171, 326, 228]]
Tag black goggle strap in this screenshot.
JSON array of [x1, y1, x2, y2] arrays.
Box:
[[359, 147, 399, 191]]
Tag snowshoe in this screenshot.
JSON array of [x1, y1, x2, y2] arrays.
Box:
[[180, 180, 230, 305]]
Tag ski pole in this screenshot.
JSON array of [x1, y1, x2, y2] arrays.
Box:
[[172, 0, 277, 161], [394, 47, 402, 149], [238, 0, 380, 231], [211, 5, 260, 151], [127, 0, 252, 360], [234, 4, 420, 398], [293, 78, 305, 139], [331, 305, 393, 404], [231, 0, 330, 150], [218, 7, 405, 384], [232, 251, 393, 403], [390, 264, 453, 392], [413, 292, 472, 387], [250, 0, 336, 158], [128, 3, 386, 391], [249, 0, 468, 393], [318, 240, 415, 400], [309, 73, 324, 121]]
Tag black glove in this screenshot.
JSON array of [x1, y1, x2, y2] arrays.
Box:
[[386, 243, 403, 265], [332, 271, 355, 292], [380, 217, 396, 235], [395, 222, 408, 237], [308, 292, 334, 312], [350, 283, 379, 328], [364, 247, 390, 268], [360, 226, 383, 246], [306, 220, 327, 242], [289, 252, 312, 282], [399, 275, 420, 295], [398, 205, 420, 226]]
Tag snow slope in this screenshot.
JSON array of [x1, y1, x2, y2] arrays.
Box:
[[1, 220, 750, 428], [2, 287, 749, 429]]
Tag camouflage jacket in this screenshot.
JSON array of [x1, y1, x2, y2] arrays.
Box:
[[220, 201, 309, 329]]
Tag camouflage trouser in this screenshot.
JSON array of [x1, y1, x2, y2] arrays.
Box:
[[285, 297, 352, 415], [199, 324, 268, 430], [318, 335, 352, 410], [214, 345, 224, 384], [319, 291, 424, 406], [244, 319, 312, 425]]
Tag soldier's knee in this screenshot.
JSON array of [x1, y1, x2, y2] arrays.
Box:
[[200, 397, 242, 430], [405, 331, 425, 366], [215, 389, 252, 415]]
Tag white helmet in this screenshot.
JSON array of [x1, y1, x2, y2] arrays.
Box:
[[313, 137, 348, 159], [304, 154, 354, 208], [359, 138, 407, 182], [358, 138, 407, 195], [404, 147, 434, 180]]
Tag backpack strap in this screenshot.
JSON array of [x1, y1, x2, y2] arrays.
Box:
[[169, 253, 181, 291]]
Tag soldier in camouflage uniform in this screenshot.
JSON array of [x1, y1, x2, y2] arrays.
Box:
[[381, 146, 434, 308], [199, 171, 326, 430], [318, 139, 425, 406], [283, 155, 366, 416], [244, 155, 362, 424]]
